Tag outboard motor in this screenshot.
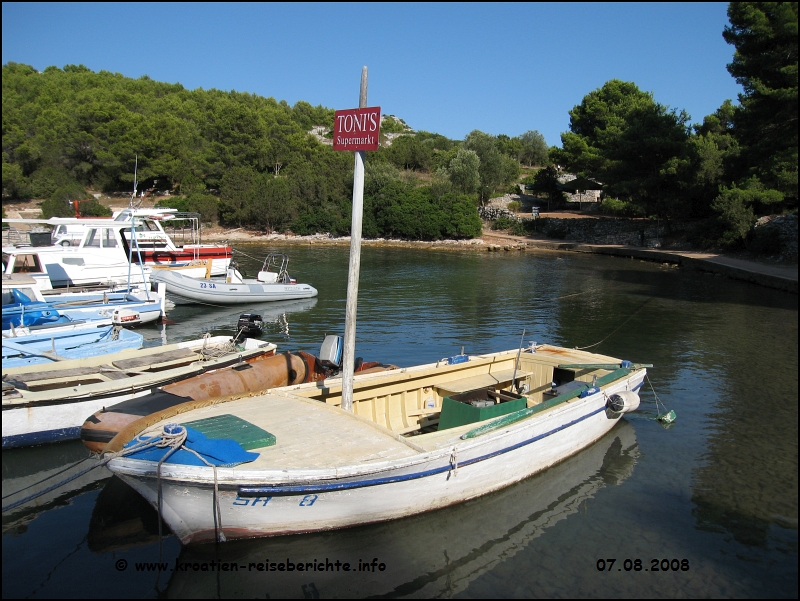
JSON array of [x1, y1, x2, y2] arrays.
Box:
[[112, 308, 141, 327], [237, 313, 264, 338], [317, 334, 344, 373]]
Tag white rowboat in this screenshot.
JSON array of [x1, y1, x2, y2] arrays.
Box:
[[106, 344, 647, 544]]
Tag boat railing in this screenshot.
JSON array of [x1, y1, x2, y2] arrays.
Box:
[[2, 226, 27, 247], [160, 212, 202, 246], [2, 225, 53, 248], [261, 253, 290, 282]]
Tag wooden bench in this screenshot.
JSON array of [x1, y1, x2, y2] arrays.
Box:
[[435, 369, 531, 395]]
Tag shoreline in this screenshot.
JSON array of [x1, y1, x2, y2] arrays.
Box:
[[204, 227, 797, 293]]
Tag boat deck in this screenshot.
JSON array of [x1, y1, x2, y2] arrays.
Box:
[[167, 391, 422, 470], [2, 340, 276, 402]]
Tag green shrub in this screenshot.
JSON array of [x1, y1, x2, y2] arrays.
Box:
[[507, 200, 521, 212], [491, 216, 517, 230], [41, 183, 111, 218], [156, 196, 190, 212], [599, 197, 646, 217], [712, 188, 756, 249], [78, 199, 112, 217], [28, 167, 73, 200], [508, 220, 527, 236]]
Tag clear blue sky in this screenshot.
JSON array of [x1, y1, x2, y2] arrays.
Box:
[[2, 2, 742, 146]]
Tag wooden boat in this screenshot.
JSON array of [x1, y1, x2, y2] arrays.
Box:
[[104, 343, 648, 544], [162, 421, 638, 597], [150, 253, 317, 305], [80, 335, 398, 453], [2, 323, 143, 368], [1, 336, 276, 448]]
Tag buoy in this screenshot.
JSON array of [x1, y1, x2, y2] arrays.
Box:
[[607, 390, 640, 413]]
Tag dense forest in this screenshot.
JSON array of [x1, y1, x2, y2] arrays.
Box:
[[2, 2, 797, 248], [0, 63, 535, 240]]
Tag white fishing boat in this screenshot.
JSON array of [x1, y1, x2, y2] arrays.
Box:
[[1, 336, 276, 449], [150, 253, 318, 305], [2, 207, 230, 289], [164, 420, 638, 597], [104, 343, 648, 544]]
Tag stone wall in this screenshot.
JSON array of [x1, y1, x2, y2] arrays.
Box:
[[754, 214, 798, 262], [479, 205, 517, 221], [540, 217, 667, 247]]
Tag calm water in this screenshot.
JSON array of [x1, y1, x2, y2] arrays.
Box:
[[3, 245, 797, 598]]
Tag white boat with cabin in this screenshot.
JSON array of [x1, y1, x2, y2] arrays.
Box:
[[104, 343, 648, 544], [2, 208, 230, 289]]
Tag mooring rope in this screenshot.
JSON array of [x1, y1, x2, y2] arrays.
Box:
[[575, 299, 652, 350], [231, 247, 263, 263], [646, 373, 669, 416], [1, 455, 94, 501], [1, 433, 165, 513]]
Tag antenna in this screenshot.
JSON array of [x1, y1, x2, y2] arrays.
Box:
[[130, 155, 140, 208]]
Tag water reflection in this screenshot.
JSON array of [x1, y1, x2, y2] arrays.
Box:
[[159, 422, 638, 598], [2, 441, 109, 536], [2, 245, 796, 598], [143, 297, 318, 347]]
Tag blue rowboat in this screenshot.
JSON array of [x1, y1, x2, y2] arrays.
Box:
[[2, 323, 143, 368]]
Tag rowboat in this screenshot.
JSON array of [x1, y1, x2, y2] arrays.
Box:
[[2, 323, 143, 369], [149, 253, 318, 305], [2, 336, 276, 448], [104, 343, 647, 544], [80, 335, 398, 453], [162, 420, 638, 597]]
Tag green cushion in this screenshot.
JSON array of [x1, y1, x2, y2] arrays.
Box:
[[181, 414, 276, 450]]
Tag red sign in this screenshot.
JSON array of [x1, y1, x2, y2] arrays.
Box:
[[333, 106, 381, 151]]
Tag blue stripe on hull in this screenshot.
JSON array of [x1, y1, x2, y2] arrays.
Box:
[[240, 404, 611, 496], [2, 427, 81, 449]]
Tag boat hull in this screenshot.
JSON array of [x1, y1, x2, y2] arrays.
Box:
[[2, 338, 276, 448], [111, 370, 644, 544], [151, 270, 318, 305]]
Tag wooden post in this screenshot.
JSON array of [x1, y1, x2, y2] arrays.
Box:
[[341, 66, 368, 413]]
